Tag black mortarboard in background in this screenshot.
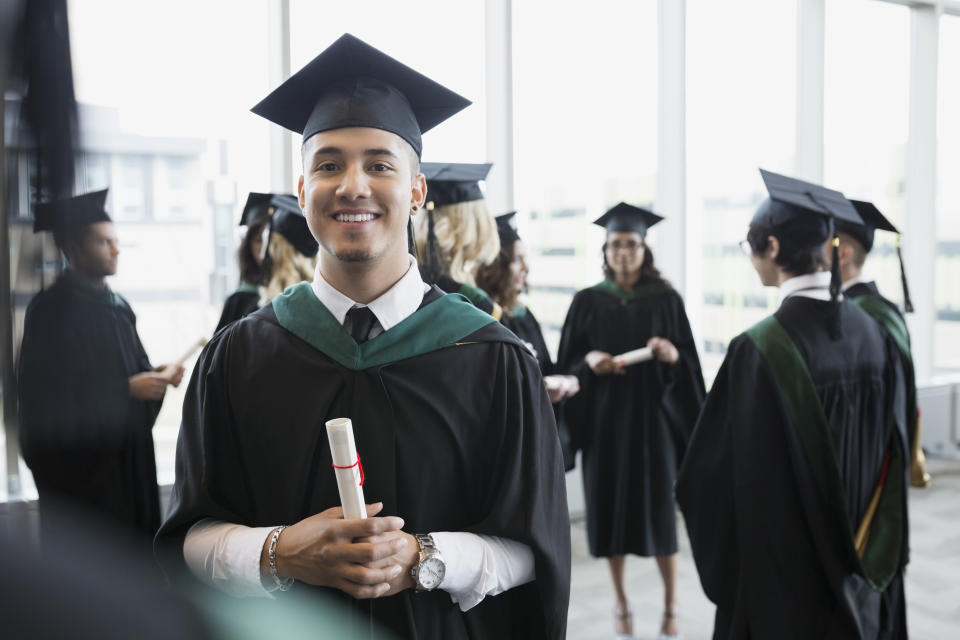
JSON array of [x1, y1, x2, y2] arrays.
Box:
[[753, 169, 863, 305], [841, 199, 913, 313], [592, 202, 664, 238], [34, 189, 111, 237], [240, 192, 317, 258], [238, 192, 274, 227], [251, 33, 471, 158], [423, 162, 492, 208], [496, 211, 520, 245]]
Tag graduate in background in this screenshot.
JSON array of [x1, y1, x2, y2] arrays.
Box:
[[215, 193, 318, 332], [677, 170, 909, 639], [413, 162, 502, 318], [17, 189, 185, 548], [557, 203, 705, 640], [157, 34, 570, 640], [476, 211, 580, 468], [832, 199, 931, 488]]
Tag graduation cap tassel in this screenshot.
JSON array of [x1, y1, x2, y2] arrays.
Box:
[[829, 234, 842, 304], [424, 202, 441, 283], [897, 236, 914, 314]]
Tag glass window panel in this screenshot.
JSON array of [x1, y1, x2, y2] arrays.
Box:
[[514, 0, 658, 357], [688, 0, 796, 383]]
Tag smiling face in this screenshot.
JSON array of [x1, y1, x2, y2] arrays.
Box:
[[509, 240, 528, 293], [298, 127, 426, 271]]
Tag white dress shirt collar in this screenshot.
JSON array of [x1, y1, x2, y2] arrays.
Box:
[[777, 271, 839, 306], [310, 254, 430, 331]]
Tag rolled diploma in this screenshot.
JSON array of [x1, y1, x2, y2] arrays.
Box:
[[613, 346, 654, 367], [159, 337, 208, 381], [325, 418, 367, 519]]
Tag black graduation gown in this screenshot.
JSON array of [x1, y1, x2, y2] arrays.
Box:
[[556, 280, 705, 557], [156, 283, 571, 640], [17, 270, 162, 540], [676, 297, 909, 639], [502, 306, 577, 471], [214, 282, 261, 333]]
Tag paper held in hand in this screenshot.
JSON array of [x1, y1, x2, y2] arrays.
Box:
[[325, 418, 367, 519], [159, 337, 208, 381], [613, 346, 654, 367]]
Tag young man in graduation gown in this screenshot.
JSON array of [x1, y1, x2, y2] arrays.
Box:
[[676, 170, 910, 639], [415, 162, 502, 319], [156, 34, 570, 640], [833, 200, 931, 488], [18, 189, 185, 546]]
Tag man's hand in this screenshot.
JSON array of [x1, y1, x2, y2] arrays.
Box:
[[263, 503, 414, 599], [129, 372, 169, 401], [647, 337, 679, 365], [154, 364, 186, 387], [545, 375, 581, 403], [585, 350, 625, 376]]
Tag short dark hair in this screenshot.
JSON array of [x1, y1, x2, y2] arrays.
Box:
[[747, 222, 828, 276], [601, 240, 665, 284]]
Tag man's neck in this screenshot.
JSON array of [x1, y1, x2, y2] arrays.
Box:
[[841, 265, 863, 285], [319, 252, 410, 304], [67, 267, 108, 290]]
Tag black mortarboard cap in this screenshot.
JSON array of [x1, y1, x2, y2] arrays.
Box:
[[592, 202, 663, 237], [423, 162, 492, 208], [495, 211, 520, 245], [34, 189, 111, 234], [238, 192, 274, 227], [836, 200, 898, 253], [251, 34, 471, 158], [753, 169, 863, 230], [267, 194, 318, 258]]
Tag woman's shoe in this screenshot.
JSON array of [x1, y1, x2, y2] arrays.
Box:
[[613, 602, 633, 640], [656, 608, 680, 640]]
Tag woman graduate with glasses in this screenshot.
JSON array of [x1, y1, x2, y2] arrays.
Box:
[[557, 203, 705, 640]]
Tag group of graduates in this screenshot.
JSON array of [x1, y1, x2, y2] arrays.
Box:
[[14, 32, 927, 640]]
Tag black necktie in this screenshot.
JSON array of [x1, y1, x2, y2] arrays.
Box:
[[346, 306, 377, 344]]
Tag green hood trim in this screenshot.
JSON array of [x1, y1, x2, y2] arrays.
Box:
[[272, 282, 496, 370], [235, 281, 261, 295], [746, 315, 904, 591], [62, 270, 120, 306], [587, 279, 673, 301]]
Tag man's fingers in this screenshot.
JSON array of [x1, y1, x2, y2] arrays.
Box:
[[340, 562, 402, 586], [337, 515, 404, 539], [336, 538, 407, 564], [338, 579, 391, 600]]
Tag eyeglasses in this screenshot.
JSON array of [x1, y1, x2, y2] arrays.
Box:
[[738, 239, 753, 257], [606, 241, 644, 252]]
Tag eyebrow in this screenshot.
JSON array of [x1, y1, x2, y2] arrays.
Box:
[[311, 146, 399, 161]]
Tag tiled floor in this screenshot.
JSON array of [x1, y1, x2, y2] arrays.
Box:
[[567, 456, 960, 639]]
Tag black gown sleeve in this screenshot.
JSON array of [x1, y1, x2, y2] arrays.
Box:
[[657, 291, 706, 458], [555, 293, 593, 461]]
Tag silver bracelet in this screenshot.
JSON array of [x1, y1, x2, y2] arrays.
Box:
[[268, 526, 294, 592]]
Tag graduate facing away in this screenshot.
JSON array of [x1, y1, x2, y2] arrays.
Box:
[[676, 170, 910, 639], [156, 34, 571, 640]]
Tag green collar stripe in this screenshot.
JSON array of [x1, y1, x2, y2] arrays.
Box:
[[457, 283, 491, 306], [236, 281, 260, 295], [588, 279, 673, 301], [510, 305, 528, 319], [63, 271, 120, 306], [272, 283, 496, 370], [746, 316, 903, 591], [852, 297, 911, 361]]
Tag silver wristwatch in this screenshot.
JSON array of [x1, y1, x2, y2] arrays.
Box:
[[410, 533, 446, 592]]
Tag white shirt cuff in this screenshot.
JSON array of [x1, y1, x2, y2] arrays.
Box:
[[183, 518, 278, 599], [431, 532, 535, 612]]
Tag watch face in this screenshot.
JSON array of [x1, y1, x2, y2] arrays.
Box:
[[416, 556, 446, 590]]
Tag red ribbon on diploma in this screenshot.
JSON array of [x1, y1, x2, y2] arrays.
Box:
[[332, 453, 364, 486]]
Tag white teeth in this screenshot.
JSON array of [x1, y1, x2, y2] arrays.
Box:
[[335, 213, 376, 223]]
